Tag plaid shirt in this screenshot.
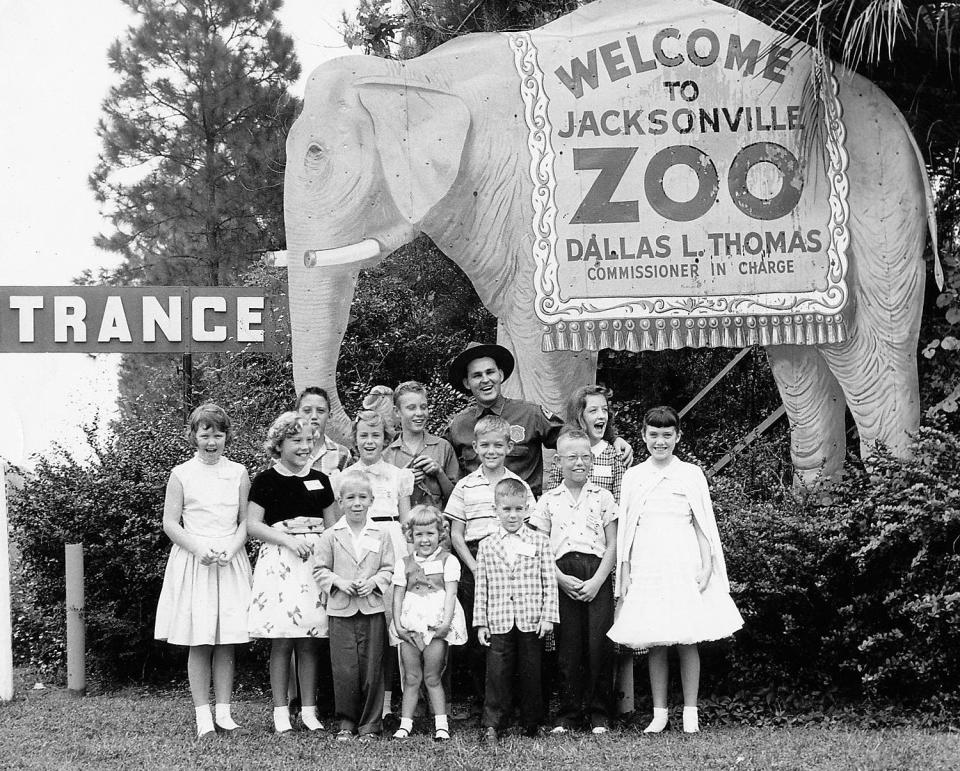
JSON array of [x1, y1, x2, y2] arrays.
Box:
[[545, 440, 625, 503], [473, 527, 559, 635]]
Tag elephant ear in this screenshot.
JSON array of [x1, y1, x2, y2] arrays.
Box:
[[357, 79, 470, 224]]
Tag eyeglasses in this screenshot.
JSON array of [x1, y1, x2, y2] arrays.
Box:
[[558, 454, 592, 463]]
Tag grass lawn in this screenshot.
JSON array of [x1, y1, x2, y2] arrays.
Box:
[[1, 685, 957, 770]]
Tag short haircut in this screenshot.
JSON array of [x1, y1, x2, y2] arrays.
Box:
[[185, 403, 231, 445], [565, 384, 616, 443], [402, 504, 448, 543], [263, 411, 310, 458], [393, 380, 428, 407], [494, 477, 528, 504], [337, 470, 373, 498], [556, 427, 591, 451], [643, 405, 680, 431], [474, 415, 511, 441], [296, 386, 331, 411], [353, 409, 391, 441]]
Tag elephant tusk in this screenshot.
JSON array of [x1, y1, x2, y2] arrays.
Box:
[[303, 239, 381, 268]]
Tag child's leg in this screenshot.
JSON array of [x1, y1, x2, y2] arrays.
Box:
[[211, 644, 240, 730], [357, 613, 387, 736], [644, 646, 670, 733], [269, 639, 295, 706], [516, 630, 544, 731], [482, 630, 516, 729], [422, 639, 448, 717], [398, 642, 424, 720], [678, 644, 700, 733], [329, 616, 361, 734], [294, 638, 324, 730], [555, 554, 588, 728], [382, 643, 398, 718], [586, 574, 615, 728], [187, 645, 215, 736]]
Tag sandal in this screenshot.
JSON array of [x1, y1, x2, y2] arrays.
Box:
[[434, 728, 450, 742], [393, 727, 411, 740]]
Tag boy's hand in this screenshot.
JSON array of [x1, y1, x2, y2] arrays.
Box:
[[556, 572, 583, 600], [416, 456, 440, 477], [334, 577, 358, 596], [577, 577, 601, 603], [695, 566, 712, 592], [353, 577, 376, 596], [537, 620, 553, 639], [477, 626, 491, 646]]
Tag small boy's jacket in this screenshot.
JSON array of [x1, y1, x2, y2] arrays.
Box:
[[474, 527, 559, 635], [314, 517, 395, 616]]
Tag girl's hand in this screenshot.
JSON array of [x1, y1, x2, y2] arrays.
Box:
[[216, 549, 233, 567], [334, 577, 358, 596], [395, 625, 415, 647], [432, 621, 451, 639], [286, 535, 312, 561], [695, 566, 712, 592], [353, 577, 376, 597], [198, 547, 220, 566], [557, 573, 583, 600]]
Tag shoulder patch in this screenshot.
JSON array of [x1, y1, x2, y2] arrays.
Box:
[[540, 405, 558, 421], [510, 424, 526, 443]]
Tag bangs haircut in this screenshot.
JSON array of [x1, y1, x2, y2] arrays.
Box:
[[556, 427, 591, 451], [338, 469, 373, 498], [263, 411, 310, 458], [296, 386, 331, 411], [565, 384, 616, 443], [474, 415, 511, 441], [353, 409, 392, 441], [402, 504, 449, 543], [643, 405, 680, 431], [186, 402, 232, 445]]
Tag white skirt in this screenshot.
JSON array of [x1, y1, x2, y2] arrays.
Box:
[[398, 590, 468, 646], [155, 537, 252, 647], [248, 530, 328, 639]]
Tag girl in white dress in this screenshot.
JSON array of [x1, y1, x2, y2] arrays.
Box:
[[608, 406, 742, 734], [247, 412, 339, 734], [391, 506, 467, 741], [341, 408, 414, 722], [154, 403, 251, 738]]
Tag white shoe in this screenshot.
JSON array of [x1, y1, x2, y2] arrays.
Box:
[[643, 707, 669, 733], [591, 726, 608, 735], [550, 725, 567, 734], [682, 706, 699, 733]]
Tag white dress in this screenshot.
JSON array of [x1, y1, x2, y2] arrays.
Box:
[[154, 455, 252, 646], [608, 469, 743, 649], [392, 550, 468, 646]]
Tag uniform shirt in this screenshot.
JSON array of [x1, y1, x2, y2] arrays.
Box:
[[443, 396, 563, 495], [544, 439, 626, 503], [444, 467, 535, 543], [382, 431, 459, 509], [473, 526, 559, 635], [248, 465, 335, 526], [532, 481, 617, 560]]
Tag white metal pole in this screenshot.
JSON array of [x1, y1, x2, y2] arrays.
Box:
[[0, 460, 12, 701], [65, 543, 85, 696]]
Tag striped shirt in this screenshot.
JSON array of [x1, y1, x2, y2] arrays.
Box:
[[444, 467, 535, 543]]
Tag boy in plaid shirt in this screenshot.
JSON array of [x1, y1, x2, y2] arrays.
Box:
[[474, 477, 559, 741]]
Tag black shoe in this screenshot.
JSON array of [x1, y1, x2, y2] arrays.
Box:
[[382, 713, 401, 733], [523, 725, 542, 738], [480, 726, 499, 744], [214, 722, 243, 736]]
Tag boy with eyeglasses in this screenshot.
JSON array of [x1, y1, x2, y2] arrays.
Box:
[[530, 429, 618, 734]]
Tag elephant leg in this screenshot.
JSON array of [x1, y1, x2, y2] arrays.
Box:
[[766, 344, 847, 484], [497, 320, 597, 409]]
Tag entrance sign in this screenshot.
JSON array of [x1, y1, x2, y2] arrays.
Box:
[[0, 287, 278, 353], [508, 2, 850, 352]]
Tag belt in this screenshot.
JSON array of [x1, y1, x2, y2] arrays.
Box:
[[371, 515, 398, 523]]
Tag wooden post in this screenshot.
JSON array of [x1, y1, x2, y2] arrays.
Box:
[[65, 543, 85, 696], [0, 461, 12, 701], [182, 353, 193, 421]]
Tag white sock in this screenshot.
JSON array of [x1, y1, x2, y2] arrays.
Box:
[[214, 703, 238, 730], [683, 706, 699, 733], [643, 707, 669, 733], [195, 705, 215, 737], [435, 714, 448, 731], [301, 705, 324, 731], [273, 705, 292, 733], [382, 691, 393, 718], [399, 717, 414, 732]]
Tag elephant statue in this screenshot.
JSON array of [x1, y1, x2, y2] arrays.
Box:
[[284, 0, 936, 484]]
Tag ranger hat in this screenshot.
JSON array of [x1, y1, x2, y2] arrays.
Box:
[[448, 342, 515, 393]]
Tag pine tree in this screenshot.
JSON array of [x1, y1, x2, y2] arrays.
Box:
[[89, 0, 300, 286]]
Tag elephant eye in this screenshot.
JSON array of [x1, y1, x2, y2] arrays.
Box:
[[305, 143, 326, 171]]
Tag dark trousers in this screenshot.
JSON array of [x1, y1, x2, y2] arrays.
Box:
[[556, 552, 614, 728], [456, 541, 486, 702], [329, 612, 386, 735], [483, 626, 544, 730]]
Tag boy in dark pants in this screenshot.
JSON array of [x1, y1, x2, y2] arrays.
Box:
[[531, 429, 618, 734], [474, 477, 559, 741]]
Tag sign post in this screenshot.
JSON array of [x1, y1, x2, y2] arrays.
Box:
[[0, 460, 13, 702]]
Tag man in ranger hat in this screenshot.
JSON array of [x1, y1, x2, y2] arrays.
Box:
[[443, 342, 631, 497]]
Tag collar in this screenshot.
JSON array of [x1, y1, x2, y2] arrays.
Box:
[[472, 395, 506, 417], [332, 515, 380, 533], [642, 456, 681, 477], [498, 526, 524, 539], [388, 432, 440, 450], [412, 546, 443, 563], [311, 434, 340, 457], [551, 480, 599, 501], [592, 440, 609, 457], [355, 459, 388, 476], [273, 460, 311, 478]]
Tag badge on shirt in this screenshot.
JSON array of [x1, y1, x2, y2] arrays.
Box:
[[359, 535, 380, 554], [304, 479, 324, 491], [421, 560, 444, 575], [593, 464, 612, 478], [515, 541, 536, 558], [510, 424, 526, 443]]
